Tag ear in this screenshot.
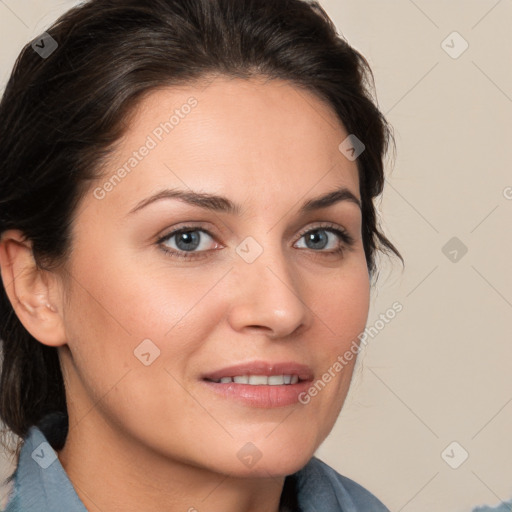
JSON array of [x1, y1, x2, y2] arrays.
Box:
[[0, 229, 67, 347]]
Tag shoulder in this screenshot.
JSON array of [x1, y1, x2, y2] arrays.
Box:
[[472, 502, 512, 512], [2, 415, 88, 512], [293, 456, 390, 511]]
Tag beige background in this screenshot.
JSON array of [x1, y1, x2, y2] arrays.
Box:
[[0, 1, 511, 511]]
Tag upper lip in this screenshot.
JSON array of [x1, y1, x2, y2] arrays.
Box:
[[201, 361, 314, 381]]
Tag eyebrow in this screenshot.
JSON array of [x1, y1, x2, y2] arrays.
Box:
[[128, 186, 361, 216]]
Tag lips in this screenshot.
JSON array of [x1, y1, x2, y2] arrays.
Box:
[[200, 361, 314, 407], [212, 375, 300, 385], [201, 361, 314, 384]]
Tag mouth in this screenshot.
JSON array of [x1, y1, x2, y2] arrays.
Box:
[[201, 361, 314, 384], [200, 361, 314, 407], [204, 374, 305, 385]]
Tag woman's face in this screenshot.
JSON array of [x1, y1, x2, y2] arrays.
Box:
[[57, 76, 370, 477]]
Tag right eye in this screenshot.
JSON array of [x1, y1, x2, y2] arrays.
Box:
[[156, 226, 221, 260]]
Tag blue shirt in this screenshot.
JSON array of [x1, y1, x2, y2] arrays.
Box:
[[2, 413, 390, 511], [472, 503, 512, 512]]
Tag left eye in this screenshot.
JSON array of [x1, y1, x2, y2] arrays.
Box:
[[295, 228, 346, 251]]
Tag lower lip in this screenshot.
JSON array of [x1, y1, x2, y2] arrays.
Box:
[[201, 380, 312, 408]]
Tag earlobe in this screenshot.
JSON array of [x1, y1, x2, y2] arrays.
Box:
[[0, 229, 67, 347]]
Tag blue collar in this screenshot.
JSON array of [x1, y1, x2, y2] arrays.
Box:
[[5, 421, 88, 512], [4, 414, 389, 512]]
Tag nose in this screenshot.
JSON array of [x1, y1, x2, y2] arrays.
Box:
[[226, 241, 313, 339]]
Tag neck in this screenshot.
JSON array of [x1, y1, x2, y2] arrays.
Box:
[[57, 413, 287, 512]]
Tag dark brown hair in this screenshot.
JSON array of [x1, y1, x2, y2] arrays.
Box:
[[0, 0, 402, 457]]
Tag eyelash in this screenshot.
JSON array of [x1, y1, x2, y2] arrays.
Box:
[[156, 223, 355, 261]]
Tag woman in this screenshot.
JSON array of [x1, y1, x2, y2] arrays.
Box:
[[0, 0, 402, 510]]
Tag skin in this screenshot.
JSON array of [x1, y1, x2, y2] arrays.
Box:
[[0, 75, 370, 512]]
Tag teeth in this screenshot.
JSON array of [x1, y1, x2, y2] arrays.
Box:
[[248, 375, 268, 385], [268, 375, 285, 385], [211, 374, 300, 385]]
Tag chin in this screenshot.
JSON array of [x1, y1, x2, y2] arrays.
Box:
[[251, 452, 314, 478], [211, 435, 319, 479]]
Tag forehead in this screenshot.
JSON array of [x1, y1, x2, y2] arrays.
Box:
[[91, 76, 360, 215]]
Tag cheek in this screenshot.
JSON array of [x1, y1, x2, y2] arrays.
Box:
[[311, 259, 370, 345], [62, 254, 226, 381], [302, 260, 370, 410]]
